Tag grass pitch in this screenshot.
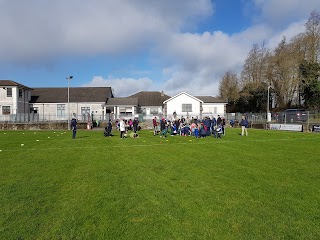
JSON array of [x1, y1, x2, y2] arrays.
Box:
[[0, 128, 319, 239]]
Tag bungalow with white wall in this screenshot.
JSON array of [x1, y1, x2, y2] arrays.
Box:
[[163, 92, 226, 119], [30, 87, 113, 121]]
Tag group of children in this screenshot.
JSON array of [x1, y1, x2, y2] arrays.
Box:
[[155, 115, 226, 138], [104, 115, 247, 139], [104, 118, 140, 138]]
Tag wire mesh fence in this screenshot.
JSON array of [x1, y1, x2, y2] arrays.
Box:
[[1, 111, 320, 124]]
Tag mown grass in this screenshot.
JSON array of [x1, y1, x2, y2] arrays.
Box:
[[0, 128, 319, 239]]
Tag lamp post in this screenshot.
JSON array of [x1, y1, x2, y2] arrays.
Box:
[[267, 85, 271, 122], [66, 76, 73, 130]]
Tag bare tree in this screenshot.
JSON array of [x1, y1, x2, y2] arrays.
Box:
[[218, 71, 240, 112], [219, 71, 240, 102], [240, 42, 269, 88], [305, 10, 320, 63], [265, 37, 301, 109], [219, 10, 320, 112]]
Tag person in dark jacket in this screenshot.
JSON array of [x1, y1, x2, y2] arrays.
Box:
[[240, 116, 248, 136], [104, 119, 113, 137], [221, 117, 226, 135], [133, 118, 139, 133], [71, 118, 77, 139], [160, 118, 167, 138], [216, 115, 222, 126], [204, 117, 212, 136]]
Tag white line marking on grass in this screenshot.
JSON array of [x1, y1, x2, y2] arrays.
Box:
[[0, 137, 317, 152]]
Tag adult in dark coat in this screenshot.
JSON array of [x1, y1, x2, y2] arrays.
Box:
[[217, 115, 222, 126], [71, 118, 77, 139], [133, 118, 139, 133]]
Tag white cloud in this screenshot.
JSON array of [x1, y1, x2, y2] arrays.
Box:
[[153, 0, 317, 97], [252, 0, 320, 28], [1, 0, 319, 98], [83, 76, 154, 97], [0, 0, 213, 63], [157, 31, 250, 96], [267, 20, 307, 48]]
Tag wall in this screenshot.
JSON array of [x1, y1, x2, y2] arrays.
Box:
[[202, 103, 226, 117], [166, 94, 201, 119], [31, 102, 106, 121]]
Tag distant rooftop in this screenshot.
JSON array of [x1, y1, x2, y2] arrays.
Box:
[[0, 80, 33, 90], [30, 87, 113, 103]]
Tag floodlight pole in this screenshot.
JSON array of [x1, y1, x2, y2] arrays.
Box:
[[267, 85, 271, 122], [66, 76, 73, 130]]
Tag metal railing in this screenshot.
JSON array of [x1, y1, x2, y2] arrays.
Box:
[[1, 112, 320, 124]]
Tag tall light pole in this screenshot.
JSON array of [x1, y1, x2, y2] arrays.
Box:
[[267, 85, 271, 122], [66, 76, 73, 130]]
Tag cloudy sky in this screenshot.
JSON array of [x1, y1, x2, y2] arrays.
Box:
[[0, 0, 319, 97]]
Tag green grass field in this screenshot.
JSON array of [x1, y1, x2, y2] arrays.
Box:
[[0, 128, 319, 239]]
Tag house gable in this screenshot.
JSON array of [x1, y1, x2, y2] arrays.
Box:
[[163, 92, 203, 104], [0, 80, 33, 90], [0, 80, 33, 115], [164, 92, 203, 118]]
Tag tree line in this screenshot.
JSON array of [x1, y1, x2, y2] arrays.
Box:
[[219, 10, 320, 113]]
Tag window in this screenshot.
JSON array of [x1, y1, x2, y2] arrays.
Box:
[[30, 107, 38, 113], [81, 107, 91, 115], [182, 104, 192, 112], [7, 88, 12, 97], [214, 107, 217, 114], [19, 89, 23, 98], [150, 107, 158, 114], [2, 106, 10, 115], [57, 104, 65, 117]]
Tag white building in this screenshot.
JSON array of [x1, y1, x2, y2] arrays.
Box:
[[0, 80, 33, 121], [163, 92, 227, 119], [30, 87, 114, 121], [1, 80, 226, 123]]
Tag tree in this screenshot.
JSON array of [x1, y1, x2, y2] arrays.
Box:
[[299, 60, 320, 110], [305, 10, 320, 63], [219, 10, 320, 112], [237, 42, 270, 112], [218, 71, 240, 112], [265, 37, 301, 109], [236, 82, 268, 113], [240, 42, 269, 88]]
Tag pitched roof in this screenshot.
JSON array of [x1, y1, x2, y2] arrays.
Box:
[[30, 87, 112, 103], [195, 96, 226, 103], [129, 91, 171, 106], [163, 92, 204, 103], [105, 97, 139, 106], [0, 80, 33, 90]]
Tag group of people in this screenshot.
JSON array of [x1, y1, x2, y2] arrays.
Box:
[[70, 115, 249, 139], [117, 118, 140, 138], [152, 115, 229, 138]]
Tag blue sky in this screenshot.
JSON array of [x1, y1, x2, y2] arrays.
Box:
[[0, 0, 319, 97]]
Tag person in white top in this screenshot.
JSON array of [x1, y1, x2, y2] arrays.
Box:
[[119, 118, 126, 138]]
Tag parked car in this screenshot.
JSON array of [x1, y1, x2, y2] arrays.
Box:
[[278, 109, 307, 123]]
